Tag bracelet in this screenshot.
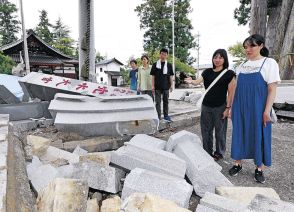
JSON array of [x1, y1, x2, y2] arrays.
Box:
[[225, 106, 231, 109]]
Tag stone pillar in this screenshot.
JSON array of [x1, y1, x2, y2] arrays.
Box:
[[79, 0, 95, 82]]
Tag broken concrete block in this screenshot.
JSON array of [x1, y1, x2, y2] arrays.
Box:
[[166, 130, 202, 152], [121, 193, 190, 212], [26, 135, 50, 157], [73, 145, 88, 156], [0, 140, 7, 155], [0, 84, 20, 104], [71, 162, 125, 193], [50, 158, 69, 167], [200, 192, 247, 212], [111, 142, 186, 178], [129, 134, 166, 150], [189, 93, 202, 105], [248, 194, 294, 212], [86, 199, 99, 212], [0, 114, 9, 126], [215, 186, 280, 204], [80, 152, 111, 166], [40, 146, 79, 164], [171, 140, 230, 197], [169, 90, 189, 101], [36, 178, 88, 212], [195, 204, 219, 212], [0, 126, 8, 142], [92, 192, 103, 202], [0, 170, 7, 212], [0, 154, 7, 170], [122, 168, 193, 208], [27, 156, 58, 193], [101, 196, 121, 212]]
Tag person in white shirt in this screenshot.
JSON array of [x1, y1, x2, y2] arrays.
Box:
[[229, 34, 281, 184]]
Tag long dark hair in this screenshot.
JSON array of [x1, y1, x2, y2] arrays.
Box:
[[212, 49, 229, 69], [243, 34, 269, 57]]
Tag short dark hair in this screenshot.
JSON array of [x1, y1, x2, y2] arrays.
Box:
[[212, 49, 229, 69], [141, 54, 149, 62], [130, 59, 137, 65], [160, 48, 169, 54], [243, 34, 269, 57]]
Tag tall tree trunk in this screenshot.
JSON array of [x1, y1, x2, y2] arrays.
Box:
[[250, 0, 267, 37], [280, 3, 294, 80], [266, 0, 293, 61]]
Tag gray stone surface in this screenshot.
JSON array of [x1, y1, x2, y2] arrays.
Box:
[[248, 194, 294, 212], [111, 142, 186, 178], [275, 86, 294, 104], [122, 168, 193, 208], [215, 186, 280, 204], [19, 72, 136, 101], [129, 134, 166, 150], [200, 192, 247, 212], [0, 101, 51, 121], [169, 90, 189, 101], [70, 162, 125, 193], [166, 130, 202, 152], [49, 93, 159, 136], [195, 204, 219, 212], [40, 146, 79, 164], [79, 151, 111, 166], [27, 156, 59, 193], [0, 84, 20, 104], [73, 145, 88, 156]]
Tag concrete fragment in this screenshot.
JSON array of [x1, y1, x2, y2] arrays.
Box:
[[129, 134, 166, 150], [0, 140, 7, 155], [189, 93, 202, 105], [86, 199, 100, 212], [170, 139, 231, 197], [0, 126, 8, 142], [200, 192, 247, 212], [195, 204, 219, 212], [26, 135, 50, 157], [36, 178, 88, 212], [71, 162, 125, 193], [166, 130, 202, 152], [122, 168, 193, 208], [73, 145, 88, 156], [248, 194, 294, 212], [19, 72, 136, 101], [49, 93, 158, 136], [111, 142, 186, 178], [0, 84, 20, 104], [40, 146, 79, 164], [100, 196, 121, 212], [50, 158, 69, 167], [169, 90, 189, 101], [121, 193, 191, 212], [92, 192, 103, 202], [0, 154, 7, 170], [215, 186, 280, 204], [80, 152, 111, 166], [27, 156, 58, 193], [0, 170, 7, 212], [0, 101, 51, 121], [0, 114, 9, 126]]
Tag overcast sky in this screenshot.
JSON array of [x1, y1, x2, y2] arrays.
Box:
[[12, 0, 249, 65]]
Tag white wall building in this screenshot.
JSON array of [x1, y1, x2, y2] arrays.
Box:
[[95, 58, 124, 86]]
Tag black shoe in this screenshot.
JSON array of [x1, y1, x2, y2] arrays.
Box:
[[254, 169, 265, 183], [229, 164, 242, 176], [213, 152, 223, 161]]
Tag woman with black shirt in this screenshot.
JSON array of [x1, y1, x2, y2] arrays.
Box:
[[185, 49, 236, 161]]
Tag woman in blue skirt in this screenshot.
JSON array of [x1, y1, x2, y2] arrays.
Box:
[[229, 34, 280, 183]]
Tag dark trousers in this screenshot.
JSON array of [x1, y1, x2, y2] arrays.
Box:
[[141, 90, 154, 101], [201, 104, 227, 156], [155, 89, 169, 119]]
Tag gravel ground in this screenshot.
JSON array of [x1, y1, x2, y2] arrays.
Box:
[[155, 119, 294, 206]]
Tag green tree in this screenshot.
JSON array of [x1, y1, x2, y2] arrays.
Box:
[[135, 0, 196, 64], [0, 0, 20, 45], [228, 42, 246, 66], [95, 52, 106, 63], [52, 17, 75, 56], [0, 51, 15, 74], [35, 10, 53, 44]]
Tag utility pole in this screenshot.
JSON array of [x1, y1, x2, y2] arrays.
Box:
[[172, 0, 175, 90], [195, 32, 200, 78], [19, 0, 30, 74]]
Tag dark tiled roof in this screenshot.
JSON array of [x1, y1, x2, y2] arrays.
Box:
[[104, 71, 122, 76], [10, 54, 63, 66], [96, 58, 124, 66]]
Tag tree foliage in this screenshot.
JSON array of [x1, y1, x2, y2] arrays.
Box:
[[95, 52, 106, 63], [228, 42, 246, 66], [35, 10, 53, 44], [52, 17, 75, 56], [0, 0, 20, 46], [135, 0, 196, 64], [0, 51, 15, 74]]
